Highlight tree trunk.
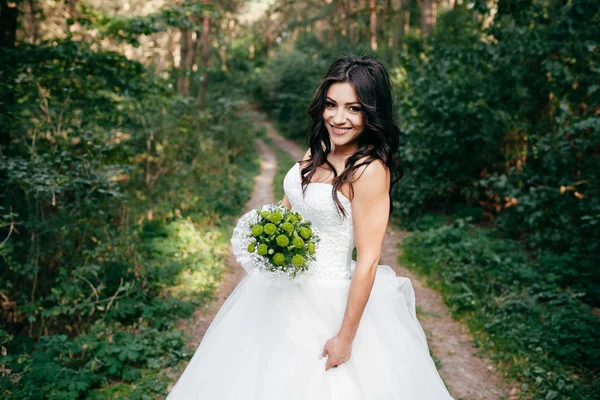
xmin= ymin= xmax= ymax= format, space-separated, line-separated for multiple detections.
xmin=327 ymin=0 xmax=336 ymax=44
xmin=0 ymin=0 xmax=18 ymax=48
xmin=177 ymin=28 xmax=192 ymax=95
xmin=369 ymin=0 xmax=377 ymax=50
xmin=403 ymin=0 xmax=411 ymax=34
xmin=391 ymin=0 xmax=402 ymax=59
xmin=0 ymin=0 xmax=19 ymax=155
xmin=198 ymin=1 xmax=210 ymax=110
xmin=193 ymin=28 xmax=202 ymax=69
xmin=386 ymin=0 xmax=395 ymax=47
xmin=339 ymin=1 xmax=347 ymax=37
xmin=420 ymin=0 xmax=433 ymax=35
xmin=359 ymin=0 xmax=367 ymax=42
xmin=28 ymin=0 xmax=39 ymax=44
xmin=349 ymin=0 xmax=358 ymax=43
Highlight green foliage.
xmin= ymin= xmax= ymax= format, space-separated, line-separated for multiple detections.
xmin=252 ymin=48 xmax=321 ymax=140
xmin=0 ymin=33 xmax=259 ymax=398
xmin=76 ymin=1 xmax=214 ymax=46
xmin=1 ymin=323 xmax=187 ymax=399
xmin=394 ymin=0 xmax=600 ymax=303
xmin=401 ymin=220 xmax=600 ymax=399
xmin=251 ymin=33 xmax=374 ymax=140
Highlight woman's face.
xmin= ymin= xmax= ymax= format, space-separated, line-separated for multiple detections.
xmin=322 ymin=82 xmax=365 ymax=149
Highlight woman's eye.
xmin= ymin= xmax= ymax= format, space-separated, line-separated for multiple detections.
xmin=325 ymin=101 xmax=360 ymax=112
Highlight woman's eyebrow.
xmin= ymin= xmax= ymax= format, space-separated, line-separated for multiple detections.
xmin=326 ymin=96 xmax=361 ymax=105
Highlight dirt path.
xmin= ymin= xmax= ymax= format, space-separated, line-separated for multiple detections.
xmin=260 ymin=116 xmax=512 ymax=400
xmin=174 ymin=138 xmax=276 ymax=351
xmin=172 ymin=113 xmax=513 ymax=399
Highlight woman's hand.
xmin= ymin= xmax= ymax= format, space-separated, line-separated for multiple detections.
xmin=321 ymin=334 xmax=353 ymax=371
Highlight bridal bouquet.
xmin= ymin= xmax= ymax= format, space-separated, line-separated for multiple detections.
xmin=231 ymin=203 xmax=320 ymax=279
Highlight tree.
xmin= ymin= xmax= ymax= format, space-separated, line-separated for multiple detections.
xmin=421 ymin=0 xmax=434 ymax=35
xmin=198 ymin=0 xmax=211 ymax=110
xmin=369 ymin=0 xmax=377 ymax=50
xmin=391 ymin=0 xmax=403 ymax=57
xmin=178 ymin=28 xmax=200 ymax=95
xmin=403 ymin=0 xmax=411 ymax=34
xmin=0 ymin=0 xmax=19 ymax=154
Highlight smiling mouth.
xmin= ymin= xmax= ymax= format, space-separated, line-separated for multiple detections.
xmin=330 ymin=124 xmax=353 ymax=135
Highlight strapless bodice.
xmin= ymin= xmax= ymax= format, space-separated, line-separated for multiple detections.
xmin=283 ymin=162 xmax=354 ymax=280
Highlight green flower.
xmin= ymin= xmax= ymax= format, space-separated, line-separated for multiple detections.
xmin=247 ymin=243 xmax=256 ymax=253
xmin=264 ymin=223 xmax=277 ymax=235
xmin=307 ymin=242 xmax=315 ymax=254
xmin=273 ymin=253 xmax=285 ymax=265
xmin=269 ymin=212 xmax=283 ymax=224
xmin=276 ymin=235 xmax=290 ymax=247
xmin=292 ymin=236 xmax=304 ymax=248
xmin=291 ymin=254 xmax=304 ymax=267
xmin=299 ymin=227 xmax=312 ymax=239
xmin=251 ymin=224 xmax=264 ymax=236
xmin=257 ymin=244 xmax=268 ymax=256
xmin=282 ymin=222 xmax=294 ymax=233
xmin=297 ymin=214 xmax=303 ymax=221
xmin=260 ymin=210 xmax=271 ymax=218
xmin=288 ymin=215 xmax=298 ymax=223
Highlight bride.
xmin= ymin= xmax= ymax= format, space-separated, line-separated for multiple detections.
xmin=166 ymin=55 xmax=454 ymax=399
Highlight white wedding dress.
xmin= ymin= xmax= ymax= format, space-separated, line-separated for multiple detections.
xmin=166 ymin=162 xmax=454 ymax=399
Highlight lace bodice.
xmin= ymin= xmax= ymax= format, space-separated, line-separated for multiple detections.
xmin=283 ymin=162 xmax=355 ymax=280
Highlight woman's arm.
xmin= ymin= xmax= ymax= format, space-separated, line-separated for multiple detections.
xmin=321 ymin=159 xmax=390 ymax=370
xmin=281 ymin=194 xmax=292 ymax=209
xmin=280 ymin=148 xmax=312 ymax=209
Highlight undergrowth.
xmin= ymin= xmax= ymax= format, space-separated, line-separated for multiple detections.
xmin=400 ymin=219 xmax=600 ymax=400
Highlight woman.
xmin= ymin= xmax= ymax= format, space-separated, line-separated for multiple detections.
xmin=166 ymin=55 xmax=454 ymax=399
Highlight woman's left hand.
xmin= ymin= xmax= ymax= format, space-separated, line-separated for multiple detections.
xmin=321 ymin=334 xmax=353 ymax=371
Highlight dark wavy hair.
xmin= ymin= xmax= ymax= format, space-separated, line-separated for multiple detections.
xmin=300 ymin=55 xmax=403 ymax=218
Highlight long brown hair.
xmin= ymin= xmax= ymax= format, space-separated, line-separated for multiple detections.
xmin=300 ymin=55 xmax=403 ymax=218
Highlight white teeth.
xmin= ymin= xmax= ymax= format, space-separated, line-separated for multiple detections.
xmin=332 ymin=126 xmax=351 ymax=134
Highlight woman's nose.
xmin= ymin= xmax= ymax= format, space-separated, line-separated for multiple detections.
xmin=332 ymin=108 xmax=346 ymax=124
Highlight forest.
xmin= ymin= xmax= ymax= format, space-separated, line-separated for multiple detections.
xmin=0 ymin=0 xmax=598 ymax=399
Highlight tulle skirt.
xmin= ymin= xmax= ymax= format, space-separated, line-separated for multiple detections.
xmin=166 ymin=260 xmax=454 ymax=399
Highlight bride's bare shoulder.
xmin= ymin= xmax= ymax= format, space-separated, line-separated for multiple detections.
xmin=351 ymin=157 xmax=390 ymax=192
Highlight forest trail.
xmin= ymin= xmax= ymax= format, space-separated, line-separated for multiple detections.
xmin=259 ymin=115 xmax=512 ymax=400
xmin=174 ymin=114 xmax=511 ymax=399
